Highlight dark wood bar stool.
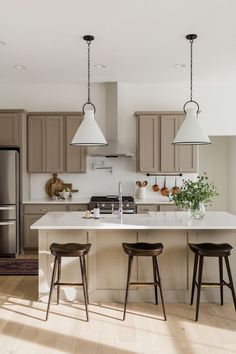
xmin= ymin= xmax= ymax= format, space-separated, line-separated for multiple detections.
xmin=122 ymin=242 xmax=166 ymax=321
xmin=46 ymin=242 xmax=91 ymax=321
xmin=189 ymin=242 xmax=236 ymax=321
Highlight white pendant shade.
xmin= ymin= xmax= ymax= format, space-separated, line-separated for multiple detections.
xmin=173 ymin=108 xmax=211 ymax=145
xmin=71 ymin=110 xmax=107 ymax=146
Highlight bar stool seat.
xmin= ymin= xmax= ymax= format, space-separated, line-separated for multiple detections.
xmin=46 ymin=242 xmax=91 ymax=321
xmin=122 ymin=242 xmax=166 ymax=321
xmin=189 ymin=243 xmax=233 ymax=257
xmin=123 ymin=242 xmax=163 ymax=256
xmin=50 ymin=243 xmax=91 ymax=257
xmin=189 ymin=242 xmax=236 ymax=321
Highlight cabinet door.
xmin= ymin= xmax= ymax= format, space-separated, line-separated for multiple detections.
xmin=66 ymin=115 xmax=86 ymax=172
xmin=45 ymin=116 xmax=64 ymax=172
xmin=160 ymin=115 xmax=179 ymax=172
xmin=24 ymin=214 xmax=41 ymax=249
xmin=138 ymin=115 xmax=160 ymax=172
xmin=177 ymin=116 xmax=198 ymax=172
xmin=28 ymin=116 xmax=45 ymax=172
xmin=0 ymin=113 xmax=19 ymax=146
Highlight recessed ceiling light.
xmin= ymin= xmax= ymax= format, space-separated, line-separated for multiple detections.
xmin=0 ymin=40 xmax=6 ymax=46
xmin=14 ymin=65 xmax=26 ymax=70
xmin=174 ymin=63 xmax=186 ymax=68
xmin=95 ymin=64 xmax=106 ymax=69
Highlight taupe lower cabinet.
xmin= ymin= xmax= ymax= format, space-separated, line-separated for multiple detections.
xmin=135 ymin=112 xmax=198 ymax=173
xmin=0 ymin=111 xmax=21 ymax=146
xmin=28 ymin=113 xmax=86 ymax=173
xmin=23 ymin=204 xmax=89 ymax=249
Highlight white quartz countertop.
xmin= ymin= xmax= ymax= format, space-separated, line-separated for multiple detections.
xmin=23 ymin=198 xmax=172 ymax=205
xmin=31 ymin=211 xmax=236 ymax=230
xmin=23 ymin=198 xmax=90 ymax=204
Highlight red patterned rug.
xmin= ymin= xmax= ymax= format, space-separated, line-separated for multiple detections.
xmin=0 ymin=259 xmax=38 ymax=275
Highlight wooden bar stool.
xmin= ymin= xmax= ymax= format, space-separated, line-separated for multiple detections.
xmin=189 ymin=242 xmax=236 ymax=321
xmin=46 ymin=242 xmax=91 ymax=321
xmin=122 ymin=242 xmax=166 ymax=321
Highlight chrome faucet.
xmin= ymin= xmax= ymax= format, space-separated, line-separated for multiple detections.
xmin=118 ymin=181 xmax=123 ymax=217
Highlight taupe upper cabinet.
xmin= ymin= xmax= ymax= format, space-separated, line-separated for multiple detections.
xmin=28 ymin=115 xmax=64 ymax=173
xmin=135 ymin=112 xmax=198 ymax=173
xmin=138 ymin=115 xmax=160 ymax=172
xmin=0 ymin=112 xmax=20 ymax=146
xmin=66 ymin=115 xmax=86 ymax=173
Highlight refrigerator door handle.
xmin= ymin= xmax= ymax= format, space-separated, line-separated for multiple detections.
xmin=0 ymin=221 xmax=15 ymax=226
xmin=0 ymin=206 xmax=15 ymax=210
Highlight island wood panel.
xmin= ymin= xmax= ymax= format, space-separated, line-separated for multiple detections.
xmin=38 ymin=227 xmax=236 ymax=303
xmin=39 ymin=230 xmax=87 ymax=299
xmin=137 ymin=230 xmax=188 ymax=290
xmin=89 ymin=230 xmax=137 ymax=291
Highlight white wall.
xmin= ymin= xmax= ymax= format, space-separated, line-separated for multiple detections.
xmin=227 ymin=137 xmax=236 ymax=214
xmin=199 ymin=137 xmax=229 ymax=211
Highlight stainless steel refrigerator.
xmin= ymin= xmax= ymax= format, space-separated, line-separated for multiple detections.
xmin=0 ymin=149 xmax=19 ymax=256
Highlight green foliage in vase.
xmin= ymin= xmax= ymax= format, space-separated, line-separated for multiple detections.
xmin=169 ymin=173 xmax=219 ymax=210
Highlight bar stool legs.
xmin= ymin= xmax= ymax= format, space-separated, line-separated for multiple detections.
xmin=79 ymin=256 xmax=89 ymax=321
xmin=154 ymin=256 xmax=167 ymax=321
xmin=46 ymin=254 xmax=89 ymax=321
xmin=123 ymin=255 xmax=133 ymax=321
xmin=46 ymin=256 xmax=58 ymax=321
xmin=152 ymin=256 xmax=158 ymax=305
xmin=57 ymin=256 xmax=61 ymax=305
xmin=123 ymin=254 xmax=166 ymax=321
xmin=224 ymin=256 xmax=236 ymax=310
xmin=190 ymin=246 xmax=236 ymax=321
xmin=219 ymin=257 xmax=223 ymax=305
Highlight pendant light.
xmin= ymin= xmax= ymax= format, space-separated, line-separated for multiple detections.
xmin=173 ymin=34 xmax=211 ymax=145
xmin=71 ymin=35 xmax=107 ymax=146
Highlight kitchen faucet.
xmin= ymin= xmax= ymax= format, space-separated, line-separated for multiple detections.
xmin=118 ymin=181 xmax=123 ymax=217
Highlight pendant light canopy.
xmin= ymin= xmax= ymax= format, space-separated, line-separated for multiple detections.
xmin=173 ymin=34 xmax=211 ymax=145
xmin=71 ymin=35 xmax=107 ymax=146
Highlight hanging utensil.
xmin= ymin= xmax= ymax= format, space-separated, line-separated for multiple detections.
xmin=172 ymin=177 xmax=180 ymax=195
xmin=161 ymin=177 xmax=169 ymax=197
xmin=136 ymin=181 xmax=142 ymax=187
xmin=152 ymin=178 xmax=159 ymax=192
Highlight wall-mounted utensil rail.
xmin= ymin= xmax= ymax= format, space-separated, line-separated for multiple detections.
xmin=147 ymin=173 xmax=183 ymax=177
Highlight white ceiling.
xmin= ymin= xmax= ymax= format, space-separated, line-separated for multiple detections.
xmin=0 ymin=0 xmax=236 ymax=84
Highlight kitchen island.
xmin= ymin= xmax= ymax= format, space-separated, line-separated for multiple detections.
xmin=32 ymin=211 xmax=236 ymax=303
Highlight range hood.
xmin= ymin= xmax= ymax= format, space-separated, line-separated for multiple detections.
xmin=90 ymin=83 xmax=134 ymax=158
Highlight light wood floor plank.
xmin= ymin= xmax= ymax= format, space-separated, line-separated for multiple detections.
xmin=0 ymin=275 xmax=236 ymax=354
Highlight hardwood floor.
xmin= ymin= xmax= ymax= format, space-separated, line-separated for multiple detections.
xmin=0 ymin=274 xmax=236 ymax=354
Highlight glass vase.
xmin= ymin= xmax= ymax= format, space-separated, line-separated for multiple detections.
xmin=188 ymin=202 xmax=205 ymax=220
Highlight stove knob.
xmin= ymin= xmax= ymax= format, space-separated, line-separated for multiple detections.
xmin=97 ymin=203 xmax=100 ymax=207
xmin=101 ymin=203 xmax=105 ymax=208
xmin=126 ymin=203 xmax=130 ymax=208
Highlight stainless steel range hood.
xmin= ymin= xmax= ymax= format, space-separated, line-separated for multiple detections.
xmin=90 ymin=83 xmax=134 ymax=158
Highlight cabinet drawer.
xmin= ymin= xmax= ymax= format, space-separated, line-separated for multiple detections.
xmin=136 ymin=204 xmax=159 ymax=214
xmin=24 ymin=204 xmax=67 ymax=214
xmin=68 ymin=204 xmax=88 ymax=212
xmin=159 ymin=204 xmax=177 ymax=211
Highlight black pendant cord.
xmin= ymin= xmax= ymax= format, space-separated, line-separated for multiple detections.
xmin=183 ymin=34 xmax=199 ymax=114
xmin=190 ymin=39 xmax=193 ymax=102
xmin=82 ymin=35 xmax=96 ymax=114
xmin=87 ymin=39 xmax=91 ymax=104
